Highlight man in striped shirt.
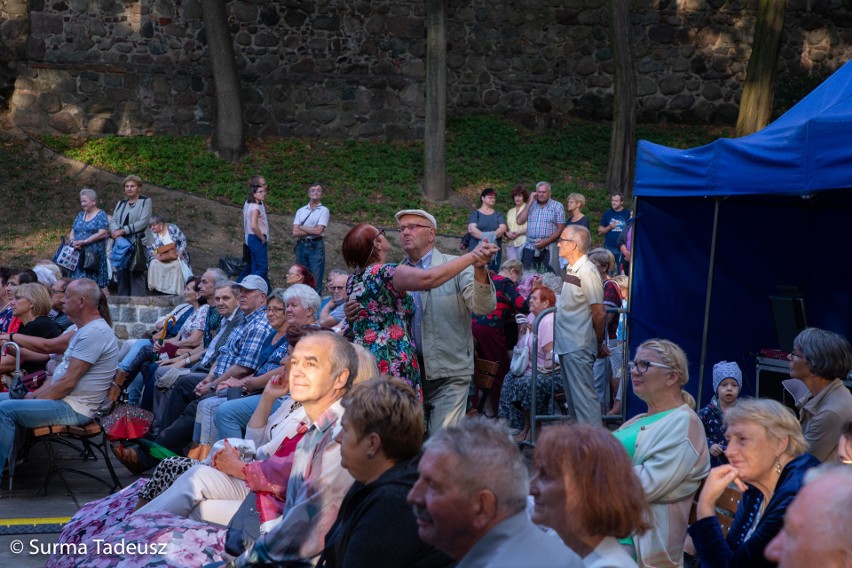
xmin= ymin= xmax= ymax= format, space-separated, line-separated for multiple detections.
xmin=515 ymin=181 xmax=566 ymax=273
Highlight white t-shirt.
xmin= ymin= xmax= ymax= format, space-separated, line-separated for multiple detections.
xmin=293 ymin=203 xmax=330 ymax=231
xmin=58 ymin=318 xmax=120 ymax=418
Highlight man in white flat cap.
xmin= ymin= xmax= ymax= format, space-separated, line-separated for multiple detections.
xmin=394 ymin=209 xmax=497 ymax=432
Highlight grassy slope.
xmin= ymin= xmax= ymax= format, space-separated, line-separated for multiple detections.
xmin=37 ymin=115 xmax=730 ymax=235
xmin=0 ymin=114 xmax=730 ymax=277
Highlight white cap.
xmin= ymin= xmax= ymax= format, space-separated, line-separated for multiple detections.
xmin=394 ymin=209 xmax=437 ymax=229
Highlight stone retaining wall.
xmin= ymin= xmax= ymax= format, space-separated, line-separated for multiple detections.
xmin=109 ymin=294 xmax=182 ymax=340
xmin=3 ymin=0 xmax=852 ymax=137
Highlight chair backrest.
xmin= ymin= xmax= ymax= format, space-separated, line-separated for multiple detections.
xmin=688 ymin=482 xmax=743 ymax=538
xmin=470 ymin=358 xmax=500 ymax=415
xmin=96 ymin=369 xmax=128 ymax=417
xmin=715 ymin=485 xmax=742 ymax=536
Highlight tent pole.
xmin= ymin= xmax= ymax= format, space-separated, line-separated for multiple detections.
xmin=698 ymin=199 xmax=720 ymax=408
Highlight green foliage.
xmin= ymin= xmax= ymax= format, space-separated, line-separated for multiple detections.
xmin=0 ymin=138 xmax=71 ymax=262
xmin=39 ymin=115 xmax=727 ymax=235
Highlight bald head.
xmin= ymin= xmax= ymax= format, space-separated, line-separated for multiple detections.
xmin=566 ymin=224 xmax=591 ymax=254
xmin=764 ymin=467 xmax=852 ymax=567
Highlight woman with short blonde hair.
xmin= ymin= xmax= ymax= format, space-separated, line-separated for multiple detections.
xmin=689 ymin=398 xmax=819 ymax=567
xmin=0 ymin=282 xmax=62 ymax=375
xmin=566 ymin=192 xmax=589 ymax=229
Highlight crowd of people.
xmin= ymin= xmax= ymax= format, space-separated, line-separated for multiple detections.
xmin=0 ymin=175 xmax=850 ymax=568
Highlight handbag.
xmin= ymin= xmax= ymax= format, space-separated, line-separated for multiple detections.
xmin=55 ymin=241 xmax=81 ymax=271
xmin=52 ymin=237 xmax=67 ymax=266
xmin=82 ymin=247 xmax=101 ymax=271
xmin=219 ymin=256 xmax=246 ymax=277
xmin=460 ymin=210 xmax=482 ymax=251
xmin=509 ymin=333 xmax=530 ymax=376
xmin=6 ymin=369 xmax=47 ymax=399
xmin=155 ymin=242 xmax=178 ymax=262
xmin=224 ymin=493 xmax=261 ymax=558
xmin=131 ymin=234 xmax=148 ymax=272
xmin=110 ymin=236 xmax=135 ymax=271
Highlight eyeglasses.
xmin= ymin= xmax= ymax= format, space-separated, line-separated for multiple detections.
xmin=558 ymin=238 xmax=576 ymax=244
xmin=51 ymin=288 xmax=66 ymax=295
xmin=267 ymin=307 xmax=285 ymax=314
xmin=398 ymin=223 xmax=432 ymax=234
xmin=788 ymin=351 xmax=807 ymax=361
xmin=328 ymin=286 xmax=346 ymax=291
xmin=628 ymin=359 xmax=674 ymax=374
xmin=376 ymin=228 xmax=386 ymax=239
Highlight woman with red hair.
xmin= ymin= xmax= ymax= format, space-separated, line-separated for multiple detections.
xmin=285 ymin=263 xmax=316 ymax=291
xmin=342 ymin=222 xmax=495 ymax=398
xmin=532 ymin=423 xmax=650 ymax=566
xmin=498 ymin=285 xmax=558 ymax=441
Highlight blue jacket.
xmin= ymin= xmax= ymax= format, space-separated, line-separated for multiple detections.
xmin=689 ymin=452 xmax=821 ymax=568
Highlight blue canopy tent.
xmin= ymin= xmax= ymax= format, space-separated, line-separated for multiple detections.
xmin=628 ymin=60 xmax=852 ymax=415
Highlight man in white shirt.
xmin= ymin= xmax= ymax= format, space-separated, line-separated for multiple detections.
xmin=554 ymin=225 xmax=608 ymax=425
xmin=293 ymin=183 xmax=330 ymax=294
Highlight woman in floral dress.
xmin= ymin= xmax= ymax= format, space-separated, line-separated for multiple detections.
xmin=342 ymin=222 xmax=494 ymax=398
xmin=69 ymin=188 xmax=110 ymax=287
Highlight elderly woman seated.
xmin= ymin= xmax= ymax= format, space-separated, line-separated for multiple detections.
xmin=147 ymin=214 xmax=191 ymax=295
xmin=688 ymin=398 xmax=819 ymax=567
xmin=531 ymin=423 xmax=650 ymax=566
xmin=317 ymin=377 xmax=453 ymax=567
xmin=498 ymin=285 xmax=558 ymax=441
xmin=788 ymin=327 xmax=852 ymax=462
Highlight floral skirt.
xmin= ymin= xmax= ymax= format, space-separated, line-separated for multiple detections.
xmin=46 ymin=479 xmax=226 ymax=567
xmin=497 ymin=370 xmax=562 ymax=430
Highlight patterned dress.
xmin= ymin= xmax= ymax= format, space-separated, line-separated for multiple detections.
xmin=69 ymin=209 xmax=110 ymax=287
xmin=346 ymin=263 xmax=420 ymax=397
xmin=698 ymin=396 xmax=729 ymax=468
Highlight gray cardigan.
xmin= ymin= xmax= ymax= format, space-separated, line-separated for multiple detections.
xmin=110 ymin=195 xmax=154 ymax=246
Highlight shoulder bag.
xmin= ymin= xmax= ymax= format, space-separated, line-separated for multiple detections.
xmin=82 ymin=245 xmax=101 ymax=271
xmin=155 ymin=242 xmax=178 ymax=262
xmin=509 ymin=331 xmax=530 ymax=376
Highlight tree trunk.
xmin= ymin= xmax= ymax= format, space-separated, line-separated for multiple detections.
xmin=735 ymin=0 xmax=788 ymax=137
xmin=423 ymin=0 xmax=447 ymax=201
xmin=202 ymin=0 xmax=245 ymax=162
xmin=605 ymin=0 xmax=636 ymax=199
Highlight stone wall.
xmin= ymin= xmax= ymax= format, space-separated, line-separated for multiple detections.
xmin=4 ymin=0 xmax=852 ymax=138
xmin=109 ymin=294 xmax=182 ymax=340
